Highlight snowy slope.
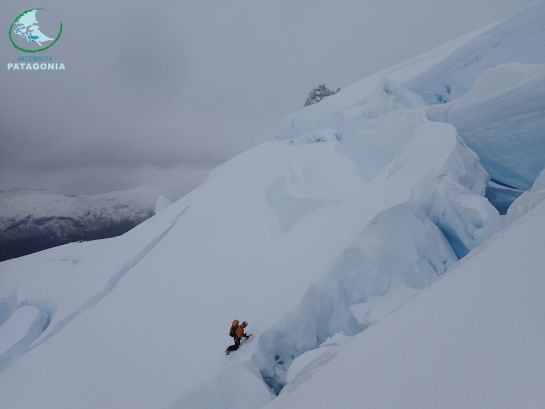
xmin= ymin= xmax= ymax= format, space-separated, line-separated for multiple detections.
xmin=406 ymin=2 xmax=545 ymax=192
xmin=288 ymin=2 xmax=545 ymax=205
xmin=262 ymin=200 xmax=545 ymax=409
xmin=0 ymin=188 xmax=163 ymax=261
xmin=1 ymin=115 xmax=492 ymax=408
xmin=0 ymin=4 xmax=544 ymax=409
xmin=428 ymin=62 xmax=545 ymax=190
xmin=406 ymin=2 xmax=545 ymax=104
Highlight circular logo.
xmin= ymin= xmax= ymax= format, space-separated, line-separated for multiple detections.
xmin=9 ymin=8 xmax=63 ymax=53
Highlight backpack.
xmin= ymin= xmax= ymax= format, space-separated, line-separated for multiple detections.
xmin=229 ymin=320 xmax=239 ymax=337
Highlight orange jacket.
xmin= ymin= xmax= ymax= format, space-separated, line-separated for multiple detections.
xmin=235 ymin=325 xmax=245 ymax=339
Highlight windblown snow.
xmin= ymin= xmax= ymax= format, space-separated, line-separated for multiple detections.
xmin=0 ymin=3 xmax=544 ymax=409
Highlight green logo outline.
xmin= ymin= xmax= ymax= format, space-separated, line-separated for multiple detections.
xmin=9 ymin=8 xmax=63 ymax=53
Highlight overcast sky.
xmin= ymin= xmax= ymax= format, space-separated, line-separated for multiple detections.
xmin=0 ymin=0 xmax=535 ymax=199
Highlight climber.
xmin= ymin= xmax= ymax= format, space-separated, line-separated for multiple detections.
xmin=226 ymin=320 xmax=251 ymax=354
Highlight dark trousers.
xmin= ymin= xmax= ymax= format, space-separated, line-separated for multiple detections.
xmin=226 ymin=337 xmax=241 ymax=353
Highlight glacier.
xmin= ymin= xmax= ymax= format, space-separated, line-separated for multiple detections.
xmin=262 ymin=199 xmax=545 ymax=409
xmin=0 ymin=3 xmax=544 ymax=409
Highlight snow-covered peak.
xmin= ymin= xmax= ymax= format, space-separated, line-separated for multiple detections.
xmin=0 ymin=187 xmax=165 ymax=261
xmin=0 ymin=187 xmax=160 ymax=221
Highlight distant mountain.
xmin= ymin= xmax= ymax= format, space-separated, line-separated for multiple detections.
xmin=0 ymin=188 xmax=167 ymax=261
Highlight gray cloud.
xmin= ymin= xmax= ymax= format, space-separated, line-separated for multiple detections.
xmin=0 ymin=0 xmax=535 ymax=199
